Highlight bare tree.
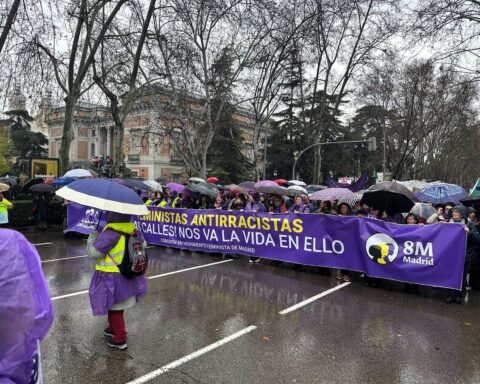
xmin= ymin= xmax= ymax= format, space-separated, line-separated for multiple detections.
xmin=146 ymin=0 xmax=279 ymax=178
xmin=302 ymin=0 xmax=400 ymax=184
xmin=0 ymin=0 xmax=21 ymax=55
xmin=32 ymin=0 xmax=129 ymax=172
xmin=93 ymin=0 xmax=156 ymax=177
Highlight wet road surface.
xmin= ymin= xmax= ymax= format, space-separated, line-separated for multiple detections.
xmin=24 ymin=230 xmax=480 ymax=384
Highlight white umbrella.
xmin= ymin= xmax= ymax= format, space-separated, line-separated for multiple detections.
xmin=189 ymin=177 xmax=206 ymax=184
xmin=144 ymin=180 xmax=163 ymax=192
xmin=63 ymin=169 xmax=93 ymax=178
xmin=288 ymin=180 xmax=307 ymax=187
xmin=287 ymin=185 xmax=308 ymax=195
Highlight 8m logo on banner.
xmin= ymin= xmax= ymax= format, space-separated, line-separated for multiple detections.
xmin=366 ymin=234 xmax=434 ymax=266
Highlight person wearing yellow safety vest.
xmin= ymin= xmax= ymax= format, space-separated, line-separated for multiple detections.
xmin=87 ymin=211 xmax=147 ymax=350
xmin=0 ymin=192 xmax=13 ymax=227
xmin=145 ymin=191 xmax=167 ymax=207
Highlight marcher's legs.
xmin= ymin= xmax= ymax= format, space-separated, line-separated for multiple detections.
xmin=107 ymin=310 xmax=127 ymax=342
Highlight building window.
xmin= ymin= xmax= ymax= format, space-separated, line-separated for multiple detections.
xmin=91 ymin=143 xmax=95 ymax=157
xmin=172 ymin=174 xmax=180 ymax=182
xmin=91 ymin=129 xmax=96 ymax=137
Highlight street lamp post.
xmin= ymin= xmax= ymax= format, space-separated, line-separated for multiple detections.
xmin=292 ymin=138 xmax=376 ymax=180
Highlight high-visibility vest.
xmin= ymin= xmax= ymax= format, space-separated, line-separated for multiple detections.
xmin=145 ymin=199 xmax=152 ymax=206
xmin=157 ymin=200 xmax=167 ymax=208
xmin=95 ymin=222 xmax=135 ymax=273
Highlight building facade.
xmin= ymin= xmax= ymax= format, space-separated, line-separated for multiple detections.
xmin=44 ymin=87 xmax=262 ymax=181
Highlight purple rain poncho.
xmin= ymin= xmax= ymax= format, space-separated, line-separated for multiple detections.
xmin=0 ymin=229 xmax=53 ymax=383
xmin=88 ymin=212 xmax=147 ymax=316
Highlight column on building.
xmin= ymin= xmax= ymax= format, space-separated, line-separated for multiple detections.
xmin=106 ymin=127 xmax=112 ymax=157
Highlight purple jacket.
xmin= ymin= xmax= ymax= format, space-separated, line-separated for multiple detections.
xmin=245 ymin=201 xmax=266 ymax=212
xmin=0 ymin=229 xmax=53 ymax=383
xmin=289 ymin=204 xmax=310 ymax=214
xmin=88 ymin=212 xmax=147 ymax=316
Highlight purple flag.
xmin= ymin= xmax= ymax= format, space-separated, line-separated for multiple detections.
xmin=326 ymin=170 xmax=369 ymax=192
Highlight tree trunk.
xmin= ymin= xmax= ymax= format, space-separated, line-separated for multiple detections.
xmin=59 ymin=94 xmax=78 ymax=173
xmin=200 ymin=151 xmax=207 ymax=179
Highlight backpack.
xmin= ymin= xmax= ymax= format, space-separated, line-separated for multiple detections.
xmin=109 ymin=231 xmax=148 ymax=278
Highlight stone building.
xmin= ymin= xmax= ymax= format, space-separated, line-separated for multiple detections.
xmin=44 ymin=86 xmax=262 ymax=181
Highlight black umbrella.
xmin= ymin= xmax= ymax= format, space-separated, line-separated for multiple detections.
xmin=187 ymin=183 xmax=219 ymax=198
xmin=0 ymin=177 xmax=17 ymax=186
xmin=23 ymin=178 xmax=45 ymax=193
xmin=361 ymin=181 xmax=417 ymax=214
xmin=123 ymin=179 xmax=152 ymax=192
xmin=30 ymin=184 xmax=55 ymax=193
xmin=460 ymin=195 xmax=480 ymax=209
xmin=254 ymin=185 xmax=290 ymax=195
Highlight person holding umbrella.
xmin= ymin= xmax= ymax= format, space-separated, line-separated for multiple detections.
xmin=0 ymin=189 xmax=13 ymax=228
xmin=444 ymin=205 xmax=480 ymax=304
xmin=56 ymin=179 xmax=149 ymax=350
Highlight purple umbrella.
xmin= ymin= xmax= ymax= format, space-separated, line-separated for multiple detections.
xmin=254 ymin=180 xmax=278 ymax=188
xmin=167 ymin=182 xmax=189 ymax=195
xmin=310 ymin=188 xmax=356 ymax=202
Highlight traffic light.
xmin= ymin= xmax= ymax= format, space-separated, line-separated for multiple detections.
xmin=367 ymin=137 xmax=377 ymax=152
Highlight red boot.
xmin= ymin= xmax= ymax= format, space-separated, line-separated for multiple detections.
xmin=107 ymin=310 xmax=127 ymax=350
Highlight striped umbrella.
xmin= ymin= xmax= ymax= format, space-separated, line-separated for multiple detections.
xmin=310 ymin=188 xmax=356 ymax=202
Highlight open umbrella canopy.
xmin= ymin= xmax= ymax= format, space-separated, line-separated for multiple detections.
xmin=416 ymin=182 xmax=467 ymax=204
xmin=287 ymin=185 xmax=308 ymax=196
xmin=460 ymin=195 xmax=480 ymax=210
xmin=410 ymin=202 xmax=436 ymax=219
xmin=362 ymin=181 xmax=417 ymax=213
xmin=306 ymin=185 xmax=327 ymax=194
xmin=224 ymin=184 xmax=245 ymax=192
xmin=52 ymin=177 xmax=78 ymax=186
xmin=310 ymin=188 xmax=356 ymax=202
xmin=0 ymin=177 xmax=17 ymax=186
xmin=144 ymin=180 xmax=163 ymax=192
xmin=56 ymin=179 xmax=149 ymax=216
xmin=255 ymin=180 xmax=278 ymax=188
xmin=397 ymin=180 xmax=428 ymax=192
xmin=255 ymin=185 xmax=289 ymax=195
xmin=288 ymin=180 xmax=307 ymax=187
xmin=189 ymin=177 xmax=206 ymax=184
xmin=115 ymin=179 xmax=152 ymax=192
xmin=167 ymin=182 xmax=188 ymax=195
xmin=0 ymin=183 xmax=10 ymax=192
xmin=30 ymin=184 xmax=55 ymax=193
xmin=22 ymin=178 xmax=44 ymax=193
xmin=187 ymin=182 xmax=219 ymax=198
xmin=274 ymin=179 xmax=288 ymax=185
xmin=239 ymin=181 xmax=255 ymax=190
xmin=44 ymin=178 xmax=55 ymax=184
xmin=207 ymin=176 xmax=219 ymax=183
xmin=63 ymin=169 xmax=92 ymax=178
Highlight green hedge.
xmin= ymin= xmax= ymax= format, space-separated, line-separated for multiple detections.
xmin=8 ymin=200 xmax=63 ymax=228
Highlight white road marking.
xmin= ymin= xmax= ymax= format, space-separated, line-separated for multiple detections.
xmin=33 ymin=242 xmax=53 ymax=246
xmin=147 ymin=259 xmax=233 ymax=280
xmin=42 ymin=255 xmax=89 ymax=263
xmin=51 ymin=290 xmax=89 ymax=301
xmin=50 ymin=259 xmax=234 ymax=300
xmin=278 ymin=282 xmax=351 ymax=315
xmin=126 ymin=325 xmax=257 ymax=384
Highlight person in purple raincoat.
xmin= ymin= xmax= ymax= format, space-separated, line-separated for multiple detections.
xmin=0 ymin=229 xmax=53 ymax=383
xmin=288 ymin=195 xmax=309 ymax=214
xmin=245 ymin=192 xmax=266 ymax=212
xmin=87 ymin=211 xmax=147 ymax=350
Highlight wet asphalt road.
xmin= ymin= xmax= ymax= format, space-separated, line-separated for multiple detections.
xmin=23 ymin=230 xmax=480 ymax=384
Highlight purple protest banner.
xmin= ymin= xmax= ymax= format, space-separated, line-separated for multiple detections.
xmin=132 ymin=207 xmax=466 ymax=290
xmin=66 ymin=203 xmax=105 ymax=234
